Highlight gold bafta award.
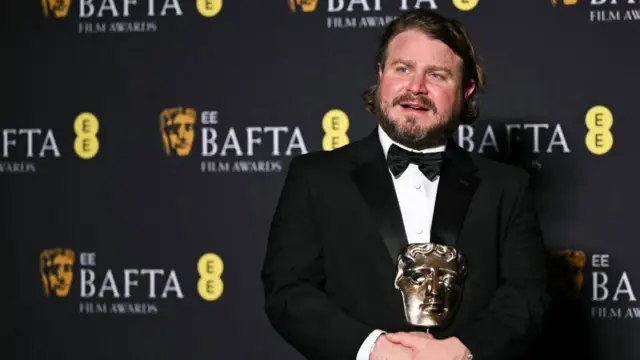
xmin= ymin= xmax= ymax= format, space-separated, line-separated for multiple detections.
xmin=394 ymin=243 xmax=468 ymax=333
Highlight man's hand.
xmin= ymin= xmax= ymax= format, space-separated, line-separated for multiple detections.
xmin=369 ymin=334 xmax=416 ymax=360
xmin=385 ymin=332 xmax=471 ymax=360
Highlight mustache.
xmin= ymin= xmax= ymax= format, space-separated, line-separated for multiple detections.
xmin=392 ymin=93 xmax=437 ymax=112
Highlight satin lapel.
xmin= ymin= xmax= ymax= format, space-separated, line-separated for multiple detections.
xmin=430 ymin=142 xmax=480 ymax=247
xmin=351 ymin=136 xmax=408 ymax=266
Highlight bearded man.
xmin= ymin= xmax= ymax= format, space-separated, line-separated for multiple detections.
xmin=261 ymin=9 xmax=549 ymax=360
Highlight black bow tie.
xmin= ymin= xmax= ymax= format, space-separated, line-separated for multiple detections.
xmin=386 ymin=143 xmax=444 ymax=181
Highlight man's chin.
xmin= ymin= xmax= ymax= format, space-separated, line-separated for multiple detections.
xmin=392 ymin=125 xmax=435 ymax=142
xmin=388 ymin=115 xmax=442 ymax=133
xmin=377 ymin=111 xmax=454 ymax=149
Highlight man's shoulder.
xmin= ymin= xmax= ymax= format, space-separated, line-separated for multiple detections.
xmin=287 ymin=135 xmax=373 ymax=173
xmin=465 ymin=150 xmax=531 ymax=186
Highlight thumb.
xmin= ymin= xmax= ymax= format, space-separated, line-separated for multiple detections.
xmin=385 ymin=332 xmax=424 ymax=349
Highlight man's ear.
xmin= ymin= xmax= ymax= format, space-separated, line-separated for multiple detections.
xmin=463 ymin=79 xmax=476 ymax=100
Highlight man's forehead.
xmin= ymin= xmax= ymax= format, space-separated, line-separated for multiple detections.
xmin=385 ymin=30 xmax=461 ymax=67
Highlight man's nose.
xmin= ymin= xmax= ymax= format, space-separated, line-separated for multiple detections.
xmin=407 ymin=74 xmax=428 ymax=94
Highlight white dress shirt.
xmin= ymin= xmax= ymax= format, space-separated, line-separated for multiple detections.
xmin=355 ymin=126 xmax=446 ymax=360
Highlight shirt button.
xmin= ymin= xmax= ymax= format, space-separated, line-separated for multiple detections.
xmin=415 ymin=184 xmax=422 ymax=189
xmin=417 ymin=229 xmax=423 ymax=234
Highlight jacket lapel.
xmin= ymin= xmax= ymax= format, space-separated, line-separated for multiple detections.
xmin=430 ymin=141 xmax=480 ymax=247
xmin=350 ymin=131 xmax=408 ymax=266
xmin=348 ymin=130 xmax=480 ymax=331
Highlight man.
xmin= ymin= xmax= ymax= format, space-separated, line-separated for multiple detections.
xmin=261 ymin=9 xmax=549 ymax=360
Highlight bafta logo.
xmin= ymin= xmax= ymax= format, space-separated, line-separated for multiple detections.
xmin=395 ymin=243 xmax=468 ymax=331
xmin=160 ymin=107 xmax=197 ymax=157
xmin=41 ymin=0 xmax=72 ymax=18
xmin=551 ymin=0 xmax=578 ymax=6
xmin=40 ymin=248 xmax=75 ymax=297
xmin=548 ymin=249 xmax=586 ymax=301
xmin=288 ymin=0 xmax=318 ymax=12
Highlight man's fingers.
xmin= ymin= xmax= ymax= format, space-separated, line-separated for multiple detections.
xmin=409 ymin=331 xmax=434 ymax=338
xmin=385 ymin=332 xmax=425 ymax=348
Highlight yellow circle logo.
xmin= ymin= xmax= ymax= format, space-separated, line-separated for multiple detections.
xmin=74 ymin=112 xmax=99 ymax=159
xmin=585 ymin=105 xmax=613 ymax=155
xmin=322 ymin=109 xmax=349 ymax=151
xmin=197 ymin=0 xmax=222 ymax=17
xmin=453 ymin=0 xmax=479 ymax=11
xmin=197 ymin=253 xmax=224 ymax=301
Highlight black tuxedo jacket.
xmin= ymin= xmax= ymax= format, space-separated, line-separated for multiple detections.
xmin=261 ymin=129 xmax=550 ymax=360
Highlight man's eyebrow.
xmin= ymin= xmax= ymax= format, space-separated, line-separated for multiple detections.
xmin=425 ymin=65 xmax=453 ymax=76
xmin=387 ymin=59 xmax=453 ymax=75
xmin=388 ymin=59 xmax=415 ymax=67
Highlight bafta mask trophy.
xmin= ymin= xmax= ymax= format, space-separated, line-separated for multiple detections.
xmin=394 ymin=243 xmax=468 ymax=333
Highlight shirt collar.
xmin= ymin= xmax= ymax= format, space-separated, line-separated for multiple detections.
xmin=378 ymin=125 xmax=447 ymax=159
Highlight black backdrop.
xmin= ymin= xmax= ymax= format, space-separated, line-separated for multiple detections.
xmin=5 ymin=0 xmax=640 ymax=359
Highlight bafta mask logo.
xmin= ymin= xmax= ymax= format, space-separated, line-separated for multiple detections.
xmin=41 ymin=0 xmax=72 ymax=17
xmin=160 ymin=107 xmax=197 ymax=157
xmin=551 ymin=0 xmax=578 ymax=6
xmin=40 ymin=248 xmax=75 ymax=297
xmin=288 ymin=0 xmax=318 ymax=12
xmin=395 ymin=243 xmax=468 ymax=329
xmin=547 ymin=249 xmax=586 ymax=301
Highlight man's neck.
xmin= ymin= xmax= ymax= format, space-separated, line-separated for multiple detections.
xmin=378 ymin=125 xmax=447 ymax=157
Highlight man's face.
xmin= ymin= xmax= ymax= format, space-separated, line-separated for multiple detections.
xmin=395 ymin=252 xmax=464 ymax=328
xmin=375 ymin=29 xmax=475 ymax=149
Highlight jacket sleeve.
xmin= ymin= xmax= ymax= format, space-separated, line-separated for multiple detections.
xmin=456 ymin=171 xmax=551 ymax=360
xmin=261 ymin=156 xmax=375 ymax=360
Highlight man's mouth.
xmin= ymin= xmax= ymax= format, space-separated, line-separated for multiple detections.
xmin=399 ymin=102 xmax=429 ymax=111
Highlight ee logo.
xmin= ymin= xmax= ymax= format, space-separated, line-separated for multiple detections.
xmin=452 ymin=0 xmax=479 ymax=11
xmin=196 ymin=0 xmax=222 ymax=17
xmin=551 ymin=0 xmax=578 ymax=6
xmin=585 ymin=105 xmax=613 ymax=155
xmin=197 ymin=252 xmax=224 ymax=301
xmin=74 ymin=112 xmax=99 ymax=159
xmin=322 ymin=109 xmax=349 ymax=151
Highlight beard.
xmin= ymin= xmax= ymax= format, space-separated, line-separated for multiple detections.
xmin=374 ymin=88 xmax=461 ymax=150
